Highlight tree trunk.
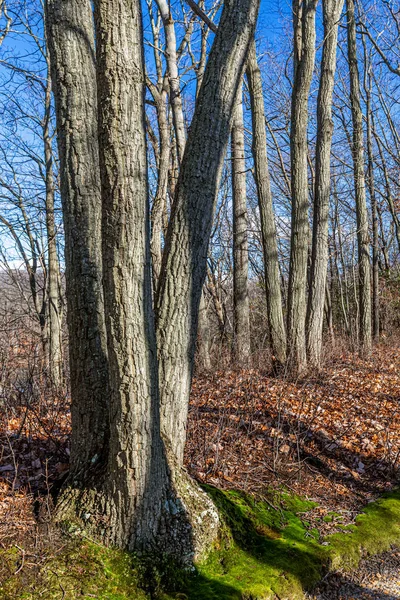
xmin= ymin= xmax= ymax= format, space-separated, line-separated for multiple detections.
xmin=363 ymin=47 xmax=379 ymax=341
xmin=156 ymin=0 xmax=260 ymax=464
xmin=306 ymin=0 xmax=343 ymax=367
xmin=346 ymin=0 xmax=372 ymax=355
xmin=154 ymin=0 xmax=186 ymax=163
xmin=246 ymin=41 xmax=286 ymax=369
xmin=147 ymin=84 xmax=170 ymax=292
xmin=45 ymin=0 xmax=110 ymax=479
xmin=232 ymin=87 xmax=251 ymax=366
xmin=287 ymin=0 xmax=318 ymax=376
xmin=44 ymin=45 xmax=63 ymax=388
xmin=197 ymin=290 xmax=212 ymax=370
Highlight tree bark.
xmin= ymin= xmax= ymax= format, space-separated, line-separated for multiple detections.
xmin=246 ymin=41 xmax=286 ymax=369
xmin=232 ymin=87 xmax=251 ymax=366
xmin=156 ymin=0 xmax=261 ymax=464
xmin=306 ymin=0 xmax=343 ymax=367
xmin=363 ymin=44 xmax=379 ymax=341
xmin=155 ymin=0 xmax=186 ymax=163
xmin=287 ymin=0 xmax=318 ymax=376
xmin=43 ymin=42 xmax=63 ymax=388
xmin=45 ymin=0 xmax=110 ymax=479
xmin=346 ymin=0 xmax=372 ymax=355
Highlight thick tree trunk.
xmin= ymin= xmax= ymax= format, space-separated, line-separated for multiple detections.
xmin=232 ymin=88 xmax=251 ymax=366
xmin=287 ymin=0 xmax=318 ymax=376
xmin=45 ymin=0 xmax=110 ymax=478
xmin=44 ymin=49 xmax=63 ymax=388
xmin=306 ymin=0 xmax=343 ymax=367
xmin=156 ymin=0 xmax=260 ymax=464
xmin=246 ymin=41 xmax=286 ymax=369
xmin=346 ymin=0 xmax=372 ymax=355
xmin=95 ymin=0 xmax=218 ymax=559
xmin=94 ymin=0 xmax=170 ymax=550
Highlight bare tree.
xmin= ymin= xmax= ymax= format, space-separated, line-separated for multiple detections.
xmin=346 ymin=0 xmax=372 ymax=354
xmin=287 ymin=0 xmax=318 ymax=375
xmin=246 ymin=41 xmax=286 ymax=369
xmin=306 ymin=0 xmax=344 ymax=366
xmin=232 ymin=86 xmax=251 ymax=365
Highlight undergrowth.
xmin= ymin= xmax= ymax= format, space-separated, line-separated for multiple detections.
xmin=1 ymin=487 xmax=399 ymax=600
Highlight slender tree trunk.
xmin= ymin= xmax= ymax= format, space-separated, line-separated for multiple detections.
xmin=147 ymin=85 xmax=170 ymax=291
xmin=155 ymin=0 xmax=186 ymax=162
xmin=346 ymin=0 xmax=372 ymax=355
xmin=197 ymin=291 xmax=212 ymax=370
xmin=363 ymin=48 xmax=379 ymax=341
xmin=43 ymin=46 xmax=63 ymax=388
xmin=231 ymin=88 xmax=251 ymax=366
xmin=287 ymin=0 xmax=318 ymax=375
xmin=45 ymin=0 xmax=110 ymax=480
xmin=246 ymin=41 xmax=286 ymax=369
xmin=156 ymin=0 xmax=260 ymax=464
xmin=306 ymin=0 xmax=343 ymax=366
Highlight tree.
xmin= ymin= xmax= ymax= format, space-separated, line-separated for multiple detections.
xmin=346 ymin=0 xmax=372 ymax=354
xmin=287 ymin=0 xmax=318 ymax=375
xmin=47 ymin=0 xmax=260 ymax=557
xmin=246 ymin=41 xmax=286 ymax=369
xmin=306 ymin=0 xmax=344 ymax=366
xmin=156 ymin=0 xmax=260 ymax=464
xmin=45 ymin=0 xmax=110 ymax=488
xmin=232 ymin=86 xmax=251 ymax=365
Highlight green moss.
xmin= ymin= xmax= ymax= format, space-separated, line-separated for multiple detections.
xmin=0 ymin=541 xmax=147 ymax=600
xmin=327 ymin=488 xmax=400 ymax=571
xmin=2 ymin=487 xmax=400 ymax=600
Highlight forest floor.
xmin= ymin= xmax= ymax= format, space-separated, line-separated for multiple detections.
xmin=0 ymin=342 xmax=399 ymax=598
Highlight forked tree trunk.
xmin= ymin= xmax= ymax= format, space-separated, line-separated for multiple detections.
xmin=246 ymin=41 xmax=286 ymax=369
xmin=232 ymin=88 xmax=251 ymax=366
xmin=346 ymin=0 xmax=372 ymax=355
xmin=287 ymin=0 xmax=318 ymax=376
xmin=156 ymin=0 xmax=261 ymax=464
xmin=306 ymin=0 xmax=344 ymax=367
xmin=45 ymin=0 xmax=110 ymax=479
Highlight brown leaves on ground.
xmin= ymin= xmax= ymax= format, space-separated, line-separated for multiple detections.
xmin=0 ymin=344 xmax=399 ymax=547
xmin=185 ymin=344 xmax=400 ymax=532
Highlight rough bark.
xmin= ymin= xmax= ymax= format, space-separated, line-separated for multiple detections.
xmin=45 ymin=0 xmax=110 ymax=478
xmin=231 ymin=87 xmax=251 ymax=366
xmin=94 ymin=0 xmax=219 ymax=558
xmin=156 ymin=0 xmax=261 ymax=464
xmin=346 ymin=0 xmax=372 ymax=355
xmin=306 ymin=0 xmax=344 ymax=367
xmin=287 ymin=0 xmax=318 ymax=376
xmin=246 ymin=41 xmax=286 ymax=369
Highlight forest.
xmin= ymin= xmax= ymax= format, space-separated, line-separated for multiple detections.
xmin=0 ymin=0 xmax=399 ymax=598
